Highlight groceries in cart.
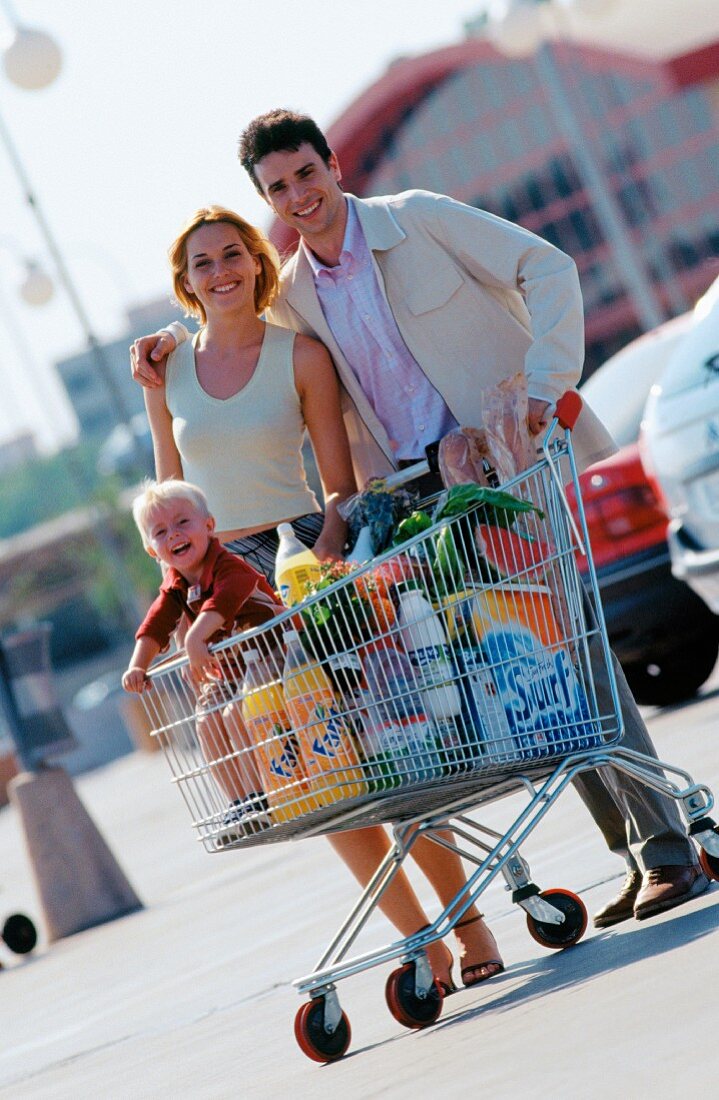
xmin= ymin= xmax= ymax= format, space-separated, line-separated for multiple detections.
xmin=137 ymin=380 xmax=602 ymax=844
xmin=299 ymin=487 xmax=600 ymax=785
xmin=438 ymin=372 xmax=536 ymax=488
xmin=240 ymin=634 xmax=367 ymax=825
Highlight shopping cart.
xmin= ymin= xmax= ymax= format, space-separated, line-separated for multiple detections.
xmin=140 ymin=393 xmax=719 ymax=1063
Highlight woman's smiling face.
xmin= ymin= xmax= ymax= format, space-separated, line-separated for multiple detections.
xmin=182 ymin=222 xmax=261 ymax=319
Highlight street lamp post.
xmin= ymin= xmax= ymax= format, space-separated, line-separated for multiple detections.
xmin=0 ymin=243 xmax=58 ymax=431
xmin=0 ymin=11 xmax=146 ymax=472
xmin=487 ymin=0 xmax=667 ymax=331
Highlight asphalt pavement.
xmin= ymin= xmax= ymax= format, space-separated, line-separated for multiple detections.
xmin=1 ymin=672 xmax=718 ymax=1098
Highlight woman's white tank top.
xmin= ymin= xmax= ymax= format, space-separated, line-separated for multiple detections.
xmin=165 ymin=323 xmax=320 ymax=532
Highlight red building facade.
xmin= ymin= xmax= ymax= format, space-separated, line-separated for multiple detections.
xmin=272 ymin=37 xmax=719 ymax=375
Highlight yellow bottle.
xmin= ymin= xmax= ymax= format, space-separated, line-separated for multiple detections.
xmin=274 ymin=523 xmax=322 ymax=607
xmin=241 ymin=650 xmax=318 ymax=822
xmin=282 ymin=630 xmax=368 ymax=806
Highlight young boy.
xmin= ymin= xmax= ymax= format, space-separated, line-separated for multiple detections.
xmin=123 ymin=479 xmax=284 ymax=836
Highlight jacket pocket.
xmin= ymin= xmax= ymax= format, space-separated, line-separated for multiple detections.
xmin=402 ymin=263 xmax=464 ymax=316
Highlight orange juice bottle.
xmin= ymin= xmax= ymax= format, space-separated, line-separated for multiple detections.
xmin=241 ymin=650 xmax=318 ymax=822
xmin=282 ymin=630 xmax=368 ymax=806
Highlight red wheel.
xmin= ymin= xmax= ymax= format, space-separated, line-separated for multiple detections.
xmin=526 ymin=889 xmax=587 ymax=949
xmin=385 ymin=962 xmax=443 ymax=1030
xmin=2 ymin=913 xmax=37 ymax=955
xmin=698 ymin=844 xmax=719 ymax=882
xmin=294 ymin=998 xmax=351 ymax=1063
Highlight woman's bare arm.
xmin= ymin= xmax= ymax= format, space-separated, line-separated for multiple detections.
xmin=294 ymin=335 xmax=357 ymax=561
xmin=143 ymin=367 xmax=184 ymax=482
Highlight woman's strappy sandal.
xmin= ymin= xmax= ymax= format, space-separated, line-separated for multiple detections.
xmin=455 ymin=913 xmax=505 ymax=988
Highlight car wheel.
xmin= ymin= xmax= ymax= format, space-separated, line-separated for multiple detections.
xmin=623 ymin=637 xmax=719 ymax=707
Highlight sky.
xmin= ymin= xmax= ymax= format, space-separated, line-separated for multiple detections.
xmin=0 ymin=0 xmax=717 ymax=452
xmin=0 ymin=0 xmax=487 ymax=450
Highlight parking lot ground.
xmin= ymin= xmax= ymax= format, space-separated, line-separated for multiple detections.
xmin=1 ymin=677 xmax=718 ymax=1099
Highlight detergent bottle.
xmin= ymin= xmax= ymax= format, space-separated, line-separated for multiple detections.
xmin=274 ymin=524 xmax=322 ymax=606
xmin=241 ymin=649 xmax=317 ymax=821
xmin=282 ymin=630 xmax=367 ymax=805
xmin=396 ymin=586 xmax=468 ymax=772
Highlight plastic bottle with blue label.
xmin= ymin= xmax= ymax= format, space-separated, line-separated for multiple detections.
xmin=396 ymin=587 xmax=470 ymax=772
xmin=282 ymin=630 xmax=368 ymax=804
xmin=241 ymin=649 xmax=316 ymax=822
xmin=362 ymin=642 xmax=444 ymax=786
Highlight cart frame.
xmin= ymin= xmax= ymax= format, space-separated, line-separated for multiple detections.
xmin=140 ymin=399 xmax=719 ymax=1061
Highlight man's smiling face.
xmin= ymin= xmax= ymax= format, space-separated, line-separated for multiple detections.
xmin=254 ymin=142 xmax=346 ymax=247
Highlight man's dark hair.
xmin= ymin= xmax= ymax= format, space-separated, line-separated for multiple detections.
xmin=239 ymin=109 xmax=333 ymax=194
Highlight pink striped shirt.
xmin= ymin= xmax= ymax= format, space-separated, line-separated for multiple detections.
xmin=302 ymin=200 xmax=457 ymax=460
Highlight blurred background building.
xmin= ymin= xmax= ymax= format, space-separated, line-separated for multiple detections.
xmin=0 ymin=430 xmax=37 ymax=474
xmin=56 ymin=298 xmax=186 ymax=445
xmin=270 ymin=33 xmax=719 ymax=374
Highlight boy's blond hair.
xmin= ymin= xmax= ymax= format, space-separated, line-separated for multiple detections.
xmin=132 ymin=479 xmax=211 ymax=548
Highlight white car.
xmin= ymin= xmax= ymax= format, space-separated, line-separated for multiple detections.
xmin=582 ymin=312 xmax=694 ymax=447
xmin=577 ymin=311 xmax=719 ymax=705
xmin=642 ymin=277 xmax=719 ymax=613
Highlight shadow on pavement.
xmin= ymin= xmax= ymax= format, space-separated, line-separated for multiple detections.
xmin=435 ymin=888 xmax=718 ymax=1031
xmin=333 ymin=892 xmax=717 ymax=1062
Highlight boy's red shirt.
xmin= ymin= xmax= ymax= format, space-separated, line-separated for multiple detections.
xmin=136 ymin=538 xmax=281 ymax=648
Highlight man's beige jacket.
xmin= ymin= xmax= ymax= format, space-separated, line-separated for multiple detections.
xmin=268 ymin=189 xmax=616 ymax=485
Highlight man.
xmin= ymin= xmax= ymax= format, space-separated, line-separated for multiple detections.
xmin=132 ymin=109 xmax=707 ymax=926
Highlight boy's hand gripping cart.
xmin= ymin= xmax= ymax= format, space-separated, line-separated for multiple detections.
xmin=140 ymin=393 xmax=719 ymax=1063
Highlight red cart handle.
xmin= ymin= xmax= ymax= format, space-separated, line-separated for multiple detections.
xmin=554 ymin=390 xmax=582 ymax=431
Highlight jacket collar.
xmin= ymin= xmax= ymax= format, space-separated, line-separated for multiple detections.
xmin=283 ymin=194 xmax=404 ymax=311
xmin=348 ymin=194 xmax=405 ymax=252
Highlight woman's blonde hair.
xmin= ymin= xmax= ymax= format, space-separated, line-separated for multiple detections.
xmin=168 ymin=205 xmax=280 ymax=323
xmin=132 ymin=478 xmax=210 ymax=548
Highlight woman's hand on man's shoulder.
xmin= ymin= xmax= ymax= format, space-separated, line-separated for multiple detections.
xmin=130 ymin=330 xmax=177 ymax=387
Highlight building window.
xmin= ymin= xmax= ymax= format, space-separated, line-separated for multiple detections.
xmin=64 ymin=373 xmax=92 ymax=398
xmin=684 ymin=88 xmax=714 ymax=135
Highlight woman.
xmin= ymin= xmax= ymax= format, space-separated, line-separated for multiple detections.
xmin=143 ymin=205 xmax=503 ymax=989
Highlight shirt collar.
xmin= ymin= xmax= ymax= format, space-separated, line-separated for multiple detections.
xmin=301 ymin=199 xmax=367 ymax=280
xmin=160 ymin=537 xmax=223 ymax=595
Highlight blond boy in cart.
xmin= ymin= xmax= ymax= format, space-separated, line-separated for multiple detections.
xmin=123 ymin=479 xmax=282 ymax=829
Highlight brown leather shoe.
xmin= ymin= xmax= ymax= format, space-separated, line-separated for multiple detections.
xmin=634 ymin=864 xmax=710 ymax=921
xmin=593 ymin=870 xmax=642 ymax=928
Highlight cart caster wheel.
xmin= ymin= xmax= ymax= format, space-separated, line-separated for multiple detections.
xmin=2 ymin=913 xmax=37 ymax=955
xmin=698 ymin=843 xmax=719 ymax=882
xmin=294 ymin=998 xmax=351 ymax=1063
xmin=526 ymin=889 xmax=587 ymax=949
xmin=385 ymin=962 xmax=443 ymax=1030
